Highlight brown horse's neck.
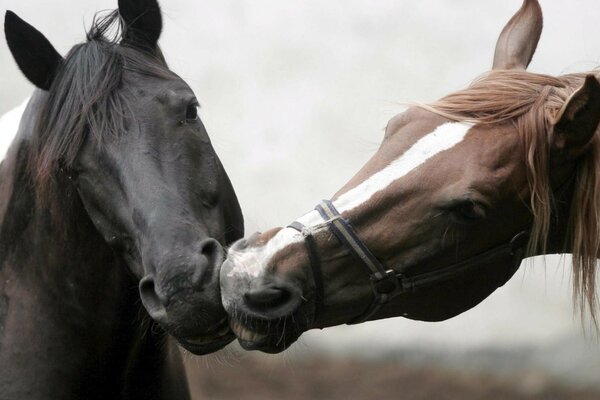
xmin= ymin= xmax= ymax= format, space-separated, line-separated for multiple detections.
xmin=537 ymin=164 xmax=578 ymax=257
xmin=0 ymin=137 xmax=187 ymax=400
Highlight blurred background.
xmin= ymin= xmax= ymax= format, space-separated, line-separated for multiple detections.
xmin=2 ymin=0 xmax=600 ymax=398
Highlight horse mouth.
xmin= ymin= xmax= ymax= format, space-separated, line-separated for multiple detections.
xmin=230 ymin=319 xmax=267 ymax=344
xmin=228 ymin=318 xmax=300 ymax=353
xmin=177 ymin=318 xmax=235 ymax=355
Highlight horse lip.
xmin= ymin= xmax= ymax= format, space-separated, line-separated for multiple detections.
xmin=205 ymin=317 xmax=229 ymax=334
xmin=178 ymin=318 xmax=231 ymax=346
xmin=227 ymin=310 xmax=307 ymax=352
xmin=237 ymin=338 xmax=270 ymax=352
xmin=229 ymin=319 xmax=268 ymax=344
xmin=177 ymin=318 xmax=235 ymax=354
xmin=235 ymin=331 xmax=293 ymax=354
xmin=178 ymin=332 xmax=235 ymax=355
xmin=194 ymin=322 xmax=230 ymax=340
xmin=228 ymin=319 xmax=295 ymax=353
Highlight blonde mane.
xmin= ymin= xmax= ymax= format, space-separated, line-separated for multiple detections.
xmin=421 ymin=70 xmax=600 ymax=325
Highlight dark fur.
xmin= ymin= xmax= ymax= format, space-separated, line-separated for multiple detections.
xmin=29 ymin=11 xmax=171 ymax=208
xmin=1 ymin=3 xmax=243 ymax=399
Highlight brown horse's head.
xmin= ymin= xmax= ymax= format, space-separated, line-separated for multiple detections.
xmin=220 ymin=0 xmax=600 ymax=353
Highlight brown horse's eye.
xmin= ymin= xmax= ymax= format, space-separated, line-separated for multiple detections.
xmin=449 ymin=200 xmax=486 ymax=225
xmin=185 ymin=102 xmax=199 ymax=121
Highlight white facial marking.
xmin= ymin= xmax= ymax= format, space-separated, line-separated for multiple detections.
xmin=0 ymin=97 xmax=30 ymax=162
xmin=226 ymin=209 xmax=329 ymax=278
xmin=227 ymin=122 xmax=473 ymax=278
xmin=334 ymin=121 xmax=473 ymax=213
xmin=227 ymin=228 xmax=303 ymax=278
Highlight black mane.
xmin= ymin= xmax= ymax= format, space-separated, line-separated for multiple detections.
xmin=30 ymin=10 xmax=172 ymax=196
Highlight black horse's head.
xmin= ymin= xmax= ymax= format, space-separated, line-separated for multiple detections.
xmin=4 ymin=0 xmax=243 ymax=354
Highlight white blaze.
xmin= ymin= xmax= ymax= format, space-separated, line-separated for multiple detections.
xmin=0 ymin=97 xmax=30 ymax=162
xmin=227 ymin=122 xmax=474 ymax=277
xmin=333 ymin=122 xmax=473 ymax=213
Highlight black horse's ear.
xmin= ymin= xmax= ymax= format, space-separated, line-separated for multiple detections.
xmin=118 ymin=0 xmax=162 ymax=50
xmin=492 ymin=0 xmax=543 ymax=70
xmin=551 ymin=75 xmax=600 ymax=161
xmin=4 ymin=11 xmax=63 ymax=91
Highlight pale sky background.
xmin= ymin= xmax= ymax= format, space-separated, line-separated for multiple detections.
xmin=1 ymin=0 xmax=600 ymax=381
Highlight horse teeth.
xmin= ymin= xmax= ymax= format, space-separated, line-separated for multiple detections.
xmin=229 ymin=320 xmax=266 ymax=342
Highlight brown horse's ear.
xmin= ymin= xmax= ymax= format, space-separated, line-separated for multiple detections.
xmin=492 ymin=0 xmax=543 ymax=70
xmin=551 ymin=75 xmax=600 ymax=161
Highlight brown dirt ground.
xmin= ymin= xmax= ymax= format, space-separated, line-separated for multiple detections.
xmin=184 ymin=354 xmax=600 ymax=400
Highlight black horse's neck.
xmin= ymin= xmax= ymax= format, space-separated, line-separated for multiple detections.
xmin=0 ymin=98 xmax=188 ymax=400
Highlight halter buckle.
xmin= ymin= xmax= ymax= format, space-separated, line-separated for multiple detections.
xmin=371 ymin=269 xmax=400 ymax=299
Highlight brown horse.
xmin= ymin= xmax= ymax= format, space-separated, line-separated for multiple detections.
xmin=220 ymin=0 xmax=600 ymax=353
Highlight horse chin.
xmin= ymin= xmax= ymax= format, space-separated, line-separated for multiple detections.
xmin=150 ymin=281 xmax=238 ymax=354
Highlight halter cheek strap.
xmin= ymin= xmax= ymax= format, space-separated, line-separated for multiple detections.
xmin=287 ymin=221 xmax=325 ymax=320
xmin=290 ymin=200 xmax=529 ymax=325
xmin=315 ymin=200 xmax=400 ymax=323
xmin=289 ymin=200 xmax=404 ymax=324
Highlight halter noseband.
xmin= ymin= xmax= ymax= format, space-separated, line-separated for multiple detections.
xmin=289 ymin=200 xmax=528 ymax=325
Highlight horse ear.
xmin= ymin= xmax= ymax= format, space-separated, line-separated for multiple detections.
xmin=551 ymin=75 xmax=600 ymax=161
xmin=4 ymin=11 xmax=63 ymax=91
xmin=118 ymin=0 xmax=162 ymax=50
xmin=492 ymin=0 xmax=542 ymax=70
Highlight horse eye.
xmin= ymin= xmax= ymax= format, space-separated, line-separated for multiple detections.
xmin=450 ymin=200 xmax=486 ymax=225
xmin=185 ymin=102 xmax=199 ymax=121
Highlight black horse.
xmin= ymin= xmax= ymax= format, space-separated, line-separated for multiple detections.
xmin=0 ymin=0 xmax=243 ymax=398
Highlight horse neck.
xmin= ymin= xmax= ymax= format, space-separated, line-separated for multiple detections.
xmin=539 ymin=170 xmax=578 ymax=256
xmin=0 ymin=117 xmax=178 ymax=399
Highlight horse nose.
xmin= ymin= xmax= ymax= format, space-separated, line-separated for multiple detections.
xmin=243 ymin=282 xmax=302 ymax=317
xmin=139 ymin=275 xmax=168 ymax=323
xmin=191 ymin=238 xmax=224 ymax=287
xmin=200 ymin=238 xmax=223 ymax=265
xmin=245 ymin=286 xmax=287 ymax=307
xmin=139 ymin=238 xmax=224 ymax=322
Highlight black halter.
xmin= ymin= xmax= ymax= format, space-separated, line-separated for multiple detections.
xmin=289 ymin=199 xmax=528 ymax=325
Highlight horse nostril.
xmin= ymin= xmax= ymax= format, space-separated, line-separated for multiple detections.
xmin=139 ymin=276 xmax=168 ymax=323
xmin=245 ymin=286 xmax=289 ymax=308
xmin=243 ymin=284 xmax=300 ymax=317
xmin=199 ymin=238 xmax=223 ymax=267
xmin=190 ymin=238 xmax=224 ymax=288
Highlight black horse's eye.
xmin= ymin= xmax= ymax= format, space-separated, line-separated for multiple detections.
xmin=185 ymin=102 xmax=199 ymax=121
xmin=449 ymin=200 xmax=486 ymax=225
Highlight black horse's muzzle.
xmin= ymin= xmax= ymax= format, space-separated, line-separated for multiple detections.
xmin=138 ymin=237 xmax=235 ymax=354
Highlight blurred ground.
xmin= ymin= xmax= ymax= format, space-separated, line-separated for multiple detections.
xmin=184 ymin=354 xmax=600 ymax=400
